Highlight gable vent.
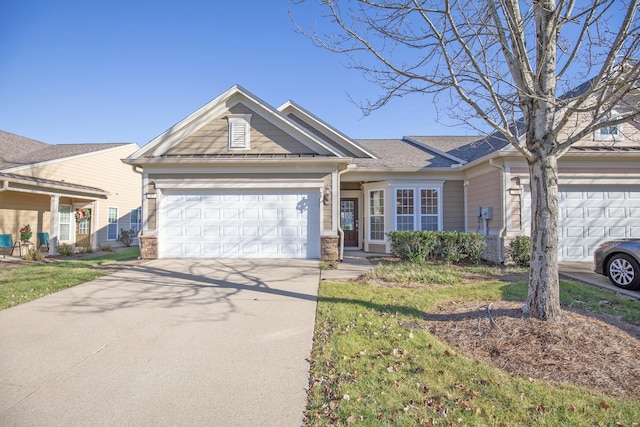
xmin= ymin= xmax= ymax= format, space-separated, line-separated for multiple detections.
xmin=227 ymin=114 xmax=251 ymax=150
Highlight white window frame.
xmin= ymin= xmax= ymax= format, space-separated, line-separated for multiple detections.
xmin=227 ymin=114 xmax=251 ymax=150
xmin=595 ymin=111 xmax=622 ymax=141
xmin=396 ymin=189 xmax=415 ymax=231
xmin=420 ymin=188 xmax=440 ymax=231
xmin=130 ymin=208 xmax=141 ymax=235
xmin=107 ymin=207 xmax=119 ymax=241
xmin=392 ymin=185 xmax=443 ymax=232
xmin=368 ymin=189 xmax=385 ymax=241
xmin=59 ymin=204 xmax=72 ymax=242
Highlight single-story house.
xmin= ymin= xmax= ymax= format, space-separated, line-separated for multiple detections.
xmin=0 ymin=130 xmax=141 ymax=255
xmin=123 ymin=85 xmax=640 ymax=262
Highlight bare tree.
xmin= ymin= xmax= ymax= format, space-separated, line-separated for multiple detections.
xmin=292 ymin=0 xmax=640 ymax=321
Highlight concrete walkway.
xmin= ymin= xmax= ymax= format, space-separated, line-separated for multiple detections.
xmin=320 ymin=250 xmax=375 ymax=281
xmin=0 ymin=259 xmax=320 ymax=426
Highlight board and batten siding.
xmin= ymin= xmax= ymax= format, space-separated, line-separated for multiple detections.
xmin=165 ymin=103 xmax=317 ymax=156
xmin=442 ymin=180 xmax=465 ymax=231
xmin=18 ymin=144 xmax=140 ymax=245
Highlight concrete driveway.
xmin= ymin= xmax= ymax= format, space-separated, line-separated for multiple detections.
xmin=0 ymin=259 xmax=320 ymax=426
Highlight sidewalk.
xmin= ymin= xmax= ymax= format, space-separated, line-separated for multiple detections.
xmin=559 ymin=262 xmax=640 ymax=300
xmin=320 ymin=250 xmax=375 ymax=281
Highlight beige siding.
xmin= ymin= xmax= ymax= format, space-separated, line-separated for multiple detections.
xmin=323 ymin=174 xmax=333 ymax=231
xmin=466 ymin=170 xmax=503 ymax=234
xmin=18 ymin=145 xmax=141 ymax=246
xmin=0 ymin=192 xmax=50 ymax=244
xmin=286 ymin=113 xmax=361 ymax=157
xmin=166 ymin=103 xmax=317 ymax=156
xmin=442 ymin=180 xmax=464 ymax=231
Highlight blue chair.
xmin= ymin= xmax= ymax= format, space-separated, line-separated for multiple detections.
xmin=37 ymin=232 xmax=50 ymax=251
xmin=0 ymin=234 xmax=21 ymax=258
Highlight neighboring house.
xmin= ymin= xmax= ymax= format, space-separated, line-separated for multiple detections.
xmin=0 ymin=130 xmax=141 ymax=255
xmin=123 ymin=85 xmax=640 ymax=263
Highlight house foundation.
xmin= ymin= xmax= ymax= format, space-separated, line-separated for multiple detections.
xmin=320 ymin=235 xmax=339 ymax=261
xmin=140 ymin=235 xmax=158 ymax=259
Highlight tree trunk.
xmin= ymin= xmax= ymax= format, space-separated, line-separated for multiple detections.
xmin=523 ymin=153 xmax=564 ymax=322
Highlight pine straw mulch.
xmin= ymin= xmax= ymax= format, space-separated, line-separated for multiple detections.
xmin=424 ymin=299 xmax=640 ymax=400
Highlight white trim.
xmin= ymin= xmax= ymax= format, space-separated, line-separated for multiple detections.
xmin=153 ymin=180 xmax=324 ymax=190
xmin=278 ymin=100 xmax=378 ymax=159
xmin=127 ymin=85 xmax=347 ymax=160
xmin=59 ymin=204 xmax=73 ymax=243
xmin=107 ymin=206 xmax=119 ymax=241
xmin=367 ymin=188 xmax=386 ymax=242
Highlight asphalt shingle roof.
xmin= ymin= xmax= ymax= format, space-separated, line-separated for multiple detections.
xmin=0 ymin=130 xmax=131 ymax=170
xmin=353 ymin=139 xmax=460 ymax=169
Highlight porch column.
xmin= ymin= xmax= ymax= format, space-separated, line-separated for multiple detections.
xmin=49 ymin=195 xmax=60 ymax=256
xmin=91 ymin=200 xmax=99 ymax=250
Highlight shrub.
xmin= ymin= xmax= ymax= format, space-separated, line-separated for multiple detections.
xmin=23 ymin=247 xmax=44 ymax=261
xmin=118 ymin=229 xmax=137 ymax=247
xmin=98 ymin=243 xmax=113 ymax=252
xmin=78 ymin=243 xmax=93 ymax=254
xmin=389 ymin=231 xmax=488 ymax=264
xmin=388 ymin=230 xmax=438 ymax=263
xmin=56 ymin=243 xmax=74 ymax=256
xmin=508 ymin=235 xmax=531 ymax=267
xmin=459 ymin=232 xmax=487 ymax=264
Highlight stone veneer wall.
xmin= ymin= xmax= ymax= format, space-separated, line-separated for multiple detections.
xmin=321 ymin=235 xmax=339 ymax=261
xmin=482 ymin=235 xmax=501 ymax=263
xmin=140 ymin=235 xmax=158 ymax=259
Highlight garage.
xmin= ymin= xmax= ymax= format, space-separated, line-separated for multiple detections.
xmin=160 ymin=189 xmax=320 ymax=259
xmin=558 ymin=187 xmax=640 ymax=261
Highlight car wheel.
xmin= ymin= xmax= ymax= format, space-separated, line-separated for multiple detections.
xmin=607 ymin=254 xmax=640 ymax=290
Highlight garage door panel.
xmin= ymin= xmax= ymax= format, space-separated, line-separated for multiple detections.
xmin=558 ymin=187 xmax=640 ymax=261
xmin=161 ymin=190 xmax=319 ymax=259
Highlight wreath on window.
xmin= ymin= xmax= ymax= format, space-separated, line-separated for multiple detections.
xmin=75 ymin=208 xmax=91 ymax=222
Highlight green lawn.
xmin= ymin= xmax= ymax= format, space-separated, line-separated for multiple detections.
xmin=0 ymin=248 xmax=140 ymax=310
xmin=306 ymin=262 xmax=639 ymax=426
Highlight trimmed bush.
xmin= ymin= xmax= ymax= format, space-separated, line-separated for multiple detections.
xmin=78 ymin=243 xmax=93 ymax=254
xmin=508 ymin=235 xmax=531 ymax=267
xmin=388 ymin=231 xmax=487 ymax=264
xmin=56 ymin=243 xmax=74 ymax=256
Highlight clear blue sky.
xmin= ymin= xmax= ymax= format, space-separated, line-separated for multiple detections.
xmin=0 ymin=0 xmax=470 ymax=146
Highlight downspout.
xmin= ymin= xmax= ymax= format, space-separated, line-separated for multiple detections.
xmin=489 ymin=158 xmax=508 ymax=263
xmin=337 ymin=165 xmax=351 ymax=261
xmin=0 ymin=180 xmax=8 ymax=192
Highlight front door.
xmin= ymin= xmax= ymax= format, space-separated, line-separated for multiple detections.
xmin=75 ymin=209 xmax=91 ymax=248
xmin=340 ymin=198 xmax=359 ymax=247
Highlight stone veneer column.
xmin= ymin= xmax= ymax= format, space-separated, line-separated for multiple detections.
xmin=320 ymin=235 xmax=339 ymax=261
xmin=140 ymin=235 xmax=158 ymax=259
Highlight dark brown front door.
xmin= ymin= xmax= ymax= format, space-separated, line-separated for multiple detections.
xmin=340 ymin=198 xmax=358 ymax=247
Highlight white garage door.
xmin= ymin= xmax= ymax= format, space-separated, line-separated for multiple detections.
xmin=161 ymin=190 xmax=320 ymax=259
xmin=558 ymin=187 xmax=640 ymax=261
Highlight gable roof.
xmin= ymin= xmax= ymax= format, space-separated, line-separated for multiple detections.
xmin=278 ymin=101 xmax=377 ymax=159
xmin=127 ymin=85 xmax=348 ymax=161
xmin=353 ymin=138 xmax=463 ymax=170
xmin=0 ymin=130 xmax=134 ymax=171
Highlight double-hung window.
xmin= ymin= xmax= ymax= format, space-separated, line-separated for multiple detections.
xmin=130 ymin=208 xmax=141 ymax=234
xmin=59 ymin=205 xmax=72 ymax=241
xmin=369 ymin=190 xmax=385 ymax=241
xmin=420 ymin=189 xmax=439 ymax=230
xmin=396 ymin=189 xmax=415 ymax=231
xmin=107 ymin=207 xmax=118 ymax=241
